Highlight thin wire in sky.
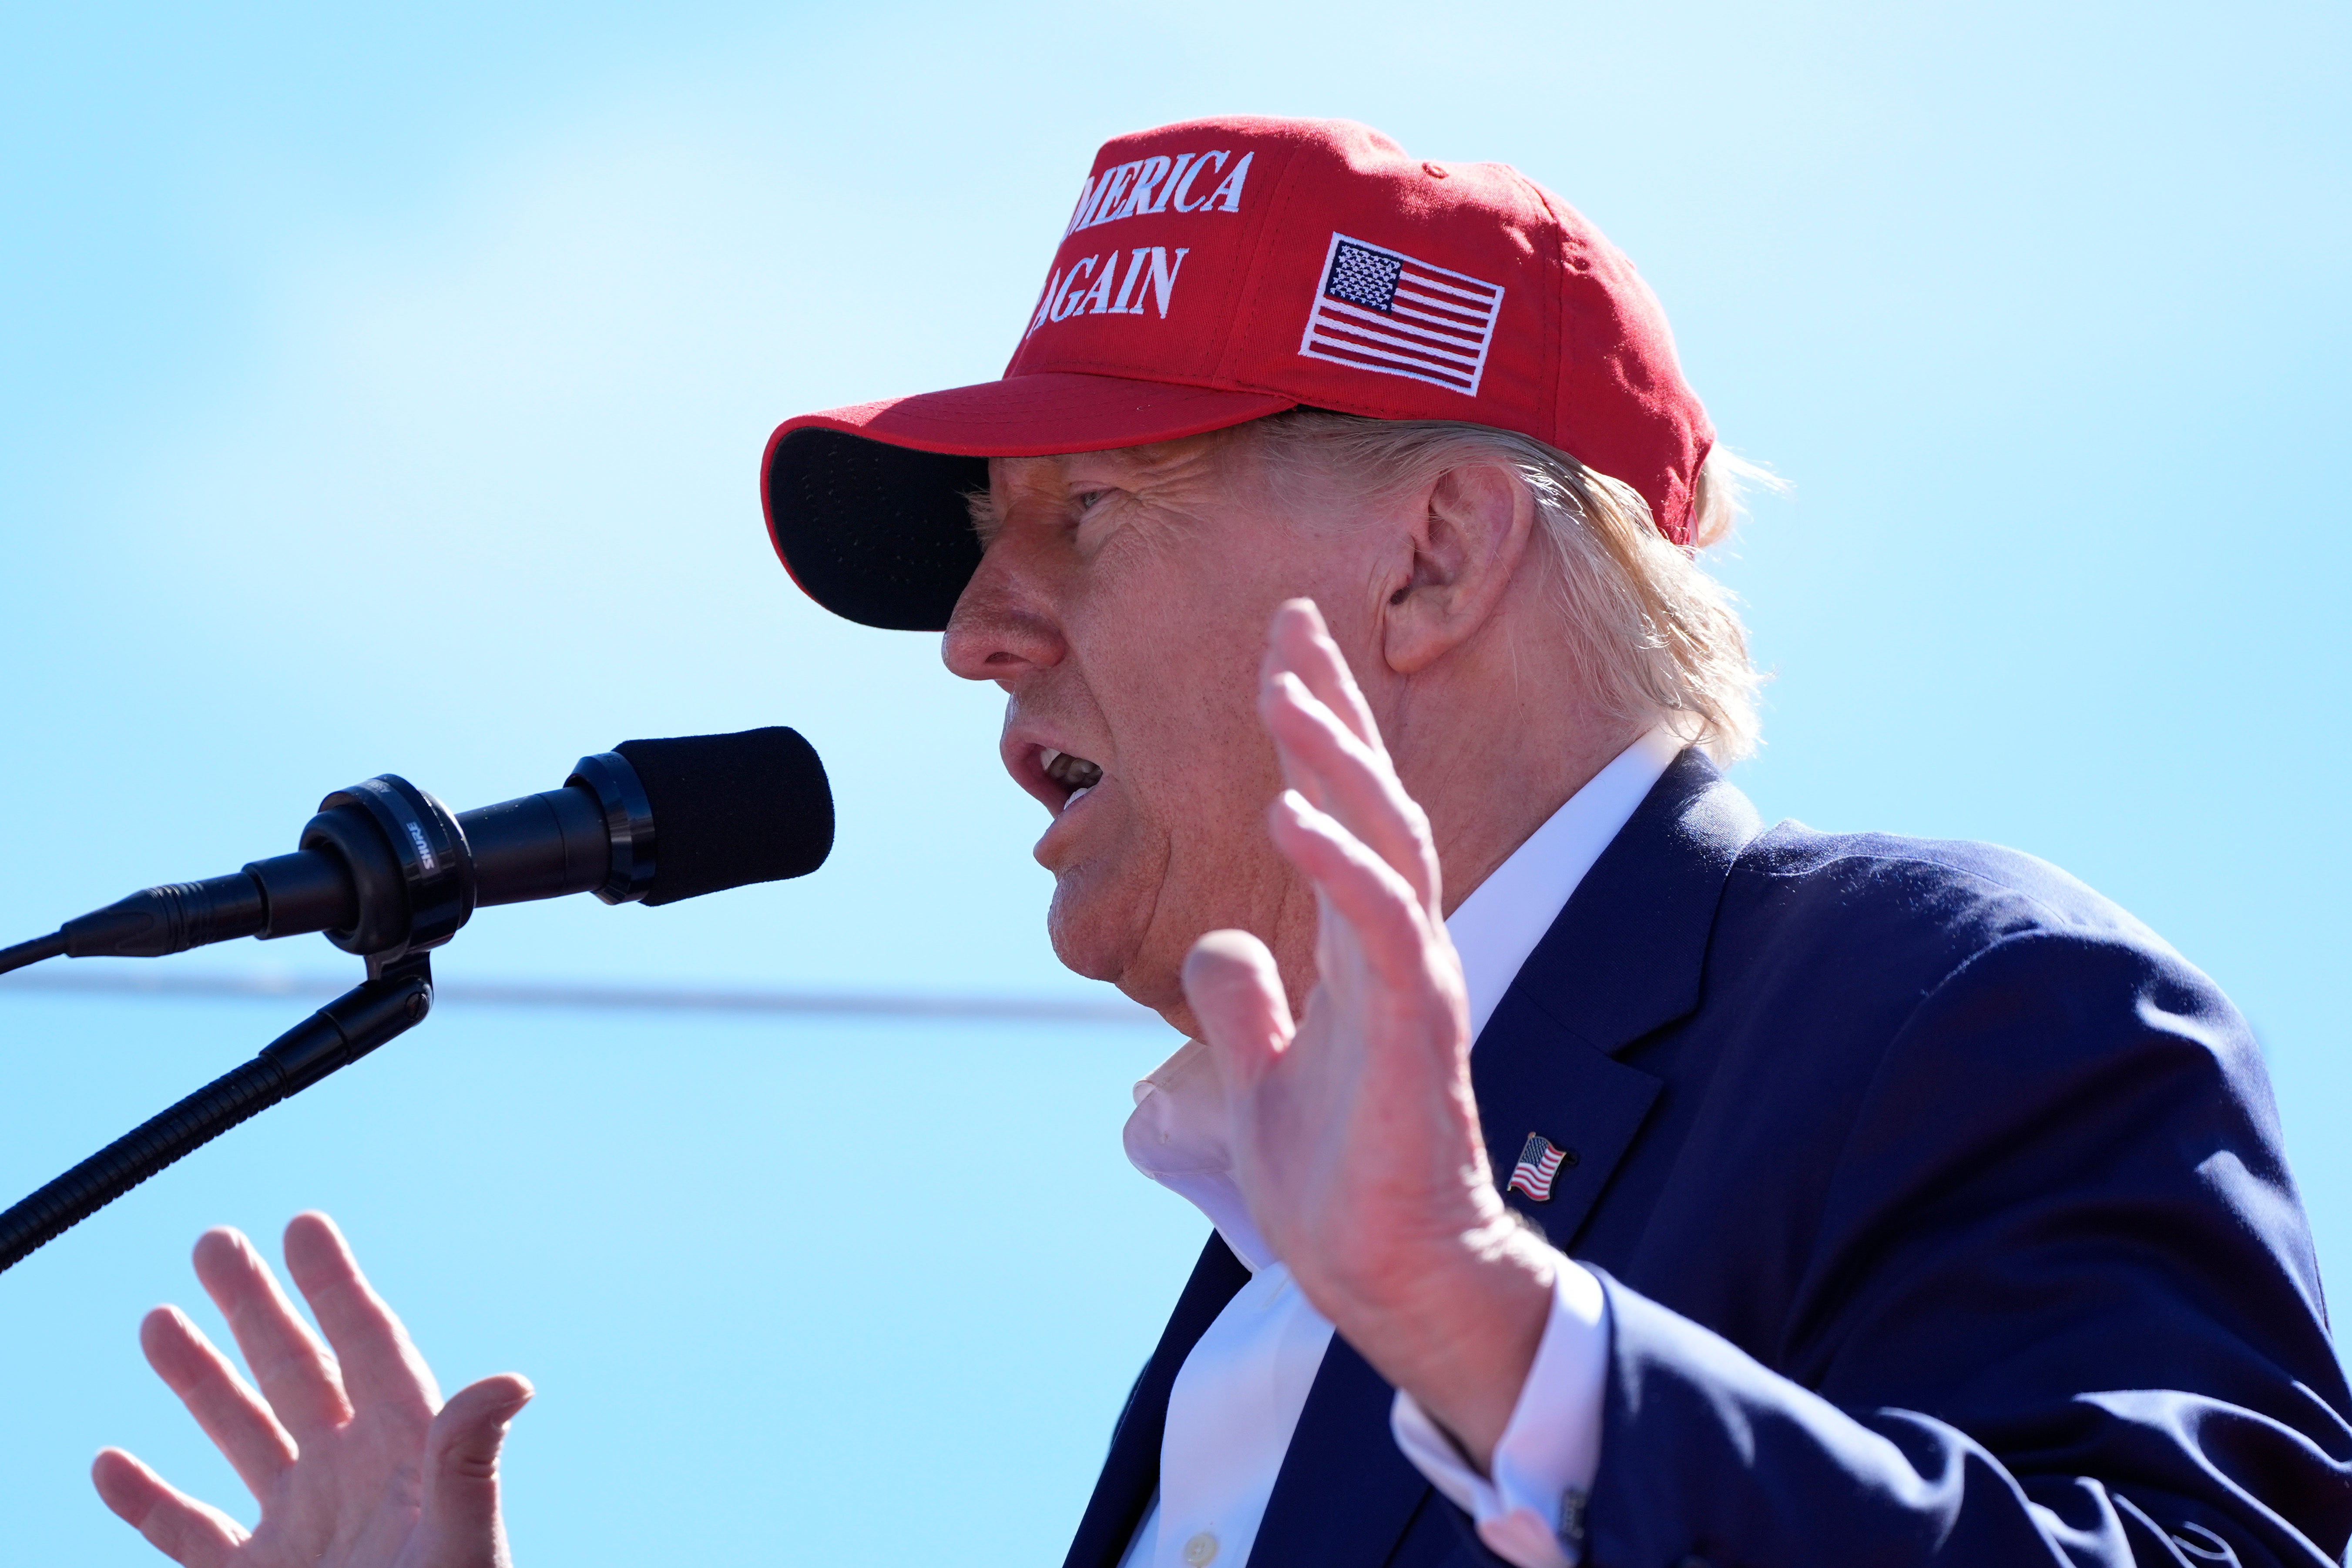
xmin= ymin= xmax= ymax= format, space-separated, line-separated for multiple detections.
xmin=0 ymin=968 xmax=1163 ymax=1026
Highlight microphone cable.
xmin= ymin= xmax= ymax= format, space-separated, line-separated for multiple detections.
xmin=0 ymin=933 xmax=68 ymax=978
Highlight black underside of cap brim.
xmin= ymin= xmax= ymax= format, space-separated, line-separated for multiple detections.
xmin=766 ymin=426 xmax=989 ymax=632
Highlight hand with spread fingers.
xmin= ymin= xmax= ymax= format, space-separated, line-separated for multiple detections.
xmin=1182 ymin=598 xmax=1557 ymax=1470
xmin=91 ymin=1212 xmax=531 ymax=1568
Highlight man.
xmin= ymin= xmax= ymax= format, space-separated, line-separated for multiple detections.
xmin=95 ymin=116 xmax=2350 ymax=1567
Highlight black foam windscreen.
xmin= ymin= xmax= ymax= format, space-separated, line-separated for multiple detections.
xmin=614 ymin=727 xmax=834 ymax=906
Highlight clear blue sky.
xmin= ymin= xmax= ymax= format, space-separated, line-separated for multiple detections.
xmin=2 ymin=2 xmax=2345 ymax=1561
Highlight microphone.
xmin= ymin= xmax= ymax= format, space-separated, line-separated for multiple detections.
xmin=7 ymin=727 xmax=832 ymax=972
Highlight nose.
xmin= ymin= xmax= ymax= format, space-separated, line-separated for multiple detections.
xmin=941 ymin=541 xmax=1067 ymax=683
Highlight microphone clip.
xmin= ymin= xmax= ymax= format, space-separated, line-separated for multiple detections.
xmin=303 ymin=775 xmax=476 ymax=961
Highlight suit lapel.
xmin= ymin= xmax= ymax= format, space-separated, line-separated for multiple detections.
xmin=1506 ymin=747 xmax=1763 ymax=1058
xmin=1062 ymin=1235 xmax=1251 ymax=1568
xmin=1245 ymin=750 xmax=1764 ymax=1567
xmin=1476 ymin=749 xmax=1761 ymax=1246
xmin=1475 ymin=995 xmax=1664 ymax=1251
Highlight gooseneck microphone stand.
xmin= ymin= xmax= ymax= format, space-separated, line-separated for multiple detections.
xmin=0 ymin=951 xmax=437 ymax=1271
xmin=0 ymin=753 xmax=659 ymax=1275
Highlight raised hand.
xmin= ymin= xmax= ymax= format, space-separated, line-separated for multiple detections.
xmin=1182 ymin=599 xmax=1555 ymax=1465
xmin=92 ymin=1212 xmax=531 ymax=1568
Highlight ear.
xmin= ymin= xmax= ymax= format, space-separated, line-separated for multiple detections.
xmin=1379 ymin=460 xmax=1537 ymax=676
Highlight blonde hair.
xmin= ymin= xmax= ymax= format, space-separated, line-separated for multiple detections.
xmin=1242 ymin=410 xmax=1768 ymax=764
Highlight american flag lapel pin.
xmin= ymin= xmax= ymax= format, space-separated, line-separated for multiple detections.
xmin=1507 ymin=1132 xmax=1570 ymax=1202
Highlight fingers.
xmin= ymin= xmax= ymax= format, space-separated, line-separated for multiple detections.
xmin=1183 ymin=930 xmax=1295 ymax=1093
xmin=91 ymin=1447 xmax=248 ymax=1568
xmin=1265 ymin=599 xmax=1385 ymax=755
xmin=191 ymin=1226 xmax=352 ymax=1441
xmin=418 ymin=1374 xmax=534 ymax=1566
xmin=1262 ymin=670 xmax=1439 ymax=907
xmin=1260 ymin=601 xmax=1441 ymax=913
xmin=283 ymin=1211 xmax=440 ymax=1420
xmin=1269 ymin=790 xmax=1452 ymax=999
xmin=137 ymin=1304 xmax=298 ymax=1501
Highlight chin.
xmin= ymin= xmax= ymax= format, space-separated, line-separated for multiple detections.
xmin=1045 ymin=871 xmax=1181 ymax=1012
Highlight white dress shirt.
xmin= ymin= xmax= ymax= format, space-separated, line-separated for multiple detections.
xmin=1117 ymin=728 xmax=1684 ymax=1568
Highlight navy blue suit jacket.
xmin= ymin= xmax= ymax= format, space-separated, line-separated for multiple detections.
xmin=1063 ymin=751 xmax=2352 ymax=1567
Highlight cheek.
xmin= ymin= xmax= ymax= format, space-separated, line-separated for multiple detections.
xmin=1083 ymin=624 xmax=1270 ymax=820
xmin=1066 ymin=509 xmax=1340 ymax=844
xmin=1072 ymin=556 xmax=1264 ymax=750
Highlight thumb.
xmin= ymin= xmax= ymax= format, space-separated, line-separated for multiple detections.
xmin=418 ymin=1373 xmax=533 ymax=1568
xmin=1183 ymin=929 xmax=1294 ymax=1093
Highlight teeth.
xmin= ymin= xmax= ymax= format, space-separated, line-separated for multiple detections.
xmin=1065 ymin=785 xmax=1094 ymax=809
xmin=1040 ymin=747 xmax=1104 ymax=791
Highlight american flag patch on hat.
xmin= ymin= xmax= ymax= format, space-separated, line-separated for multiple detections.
xmin=1506 ymin=1133 xmax=1570 ymax=1203
xmin=1298 ymin=232 xmax=1504 ymax=396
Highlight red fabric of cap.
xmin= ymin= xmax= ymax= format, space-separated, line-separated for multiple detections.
xmin=778 ymin=374 xmax=1292 ymax=460
xmin=763 ymin=116 xmax=1712 ymax=630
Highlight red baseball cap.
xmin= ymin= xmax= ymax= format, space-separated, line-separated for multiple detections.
xmin=763 ymin=115 xmax=1711 ymax=631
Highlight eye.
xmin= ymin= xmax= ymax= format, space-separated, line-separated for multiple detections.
xmin=1071 ymin=488 xmax=1112 ymax=515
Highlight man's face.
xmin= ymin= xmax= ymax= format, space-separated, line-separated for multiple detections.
xmin=943 ymin=432 xmax=1375 ymax=1024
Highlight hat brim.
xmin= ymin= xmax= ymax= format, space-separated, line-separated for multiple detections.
xmin=762 ymin=372 xmax=1293 ymax=631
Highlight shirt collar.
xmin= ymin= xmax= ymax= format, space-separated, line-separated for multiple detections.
xmin=1447 ymin=725 xmax=1686 ymax=1042
xmin=1123 ymin=727 xmax=1687 ymax=1273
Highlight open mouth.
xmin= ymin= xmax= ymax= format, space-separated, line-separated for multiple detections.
xmin=1040 ymin=747 xmax=1104 ymax=811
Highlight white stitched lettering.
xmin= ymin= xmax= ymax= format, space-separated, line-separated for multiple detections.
xmin=1061 ymin=175 xmax=1098 ymax=238
xmin=1149 ymin=153 xmax=1194 ymax=214
xmin=1077 ymin=253 xmax=1123 ymax=314
xmin=1048 ymin=256 xmax=1098 ymax=321
xmin=1137 ymin=247 xmax=1189 ymax=317
xmin=1117 ymin=155 xmax=1174 ymax=219
xmin=1171 ymin=150 xmax=1227 ymax=212
xmin=1081 ymin=162 xmax=1142 ymax=229
xmin=1109 ymin=248 xmax=1152 ymax=313
xmin=1204 ymin=151 xmax=1252 ymax=213
xmin=1026 ymin=267 xmax=1066 ymax=336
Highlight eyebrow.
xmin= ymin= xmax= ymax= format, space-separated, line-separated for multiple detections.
xmin=963 ymin=486 xmax=1003 ymax=543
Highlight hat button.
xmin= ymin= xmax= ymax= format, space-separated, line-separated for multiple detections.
xmin=1422 ymin=161 xmax=1448 ymax=178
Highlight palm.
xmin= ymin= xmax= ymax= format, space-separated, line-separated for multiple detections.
xmin=233 ymin=1405 xmax=431 ymax=1567
xmin=93 ymin=1213 xmax=530 ymax=1568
